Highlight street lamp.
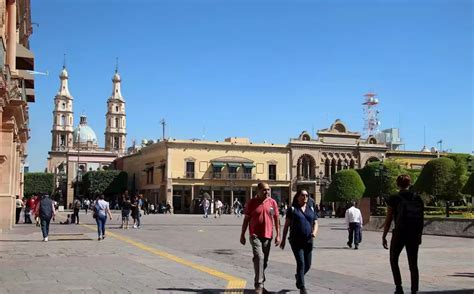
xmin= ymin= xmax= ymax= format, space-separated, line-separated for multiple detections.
xmin=374 ymin=163 xmax=387 ymax=205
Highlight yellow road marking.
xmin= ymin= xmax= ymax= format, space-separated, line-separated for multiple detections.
xmin=82 ymin=223 xmax=246 ymax=292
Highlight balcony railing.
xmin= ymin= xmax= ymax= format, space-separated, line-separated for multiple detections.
xmin=206 ymin=172 xmax=256 ymax=180
xmin=185 ymin=172 xmax=195 ymax=179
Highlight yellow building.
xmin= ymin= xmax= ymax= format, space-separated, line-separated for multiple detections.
xmin=116 ymin=137 xmax=291 ymax=213
xmin=385 ymin=150 xmax=446 ymax=170
xmin=0 ymin=0 xmax=35 ymax=230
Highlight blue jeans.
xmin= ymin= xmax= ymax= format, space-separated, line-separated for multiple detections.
xmin=290 ymin=240 xmax=313 ymax=289
xmin=40 ymin=217 xmax=51 ymax=238
xmin=348 ymin=222 xmax=361 ymax=246
xmin=136 ymin=210 xmax=141 ymax=227
xmin=96 ymin=215 xmax=107 ymax=237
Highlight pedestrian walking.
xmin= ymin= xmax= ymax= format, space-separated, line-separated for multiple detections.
xmin=73 ymin=198 xmax=81 ymax=224
xmin=15 ymin=195 xmax=24 ymax=224
xmin=34 ymin=194 xmax=56 ymax=242
xmin=233 ymin=199 xmax=242 ymax=217
xmin=382 ymin=175 xmax=424 ymax=294
xmin=94 ymin=194 xmax=113 ymax=240
xmin=24 ymin=197 xmax=33 ymax=224
xmin=84 ymin=198 xmax=90 ymax=214
xmin=280 ymin=190 xmax=318 ymax=294
xmin=345 ymin=201 xmax=363 ymax=249
xmin=121 ymin=195 xmax=132 ymax=229
xmin=240 ymin=182 xmax=280 ymax=294
xmin=214 ymin=199 xmax=223 ymax=218
xmin=200 ymin=197 xmax=210 ymax=218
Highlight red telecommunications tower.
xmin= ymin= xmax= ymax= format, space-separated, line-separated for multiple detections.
xmin=362 ymin=92 xmax=380 ymax=137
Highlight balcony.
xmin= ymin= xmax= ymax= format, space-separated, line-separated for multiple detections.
xmin=185 ymin=172 xmax=195 ymax=179
xmin=207 ymin=172 xmax=256 ymax=180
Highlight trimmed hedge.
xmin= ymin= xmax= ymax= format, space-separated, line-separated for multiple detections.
xmin=82 ymin=170 xmax=127 ymax=199
xmin=24 ymin=173 xmax=54 ymax=197
xmin=326 ymin=169 xmax=365 ymax=202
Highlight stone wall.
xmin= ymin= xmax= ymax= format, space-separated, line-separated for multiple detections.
xmin=366 ymin=216 xmax=474 ymax=238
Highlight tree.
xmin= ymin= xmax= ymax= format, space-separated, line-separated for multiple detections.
xmin=325 ymin=169 xmax=365 ymax=202
xmin=461 ymin=173 xmax=474 ymax=196
xmin=358 ymin=160 xmax=404 ymax=198
xmin=82 ymin=170 xmax=128 ymax=200
xmin=414 ymin=157 xmax=461 ymax=217
xmin=24 ymin=173 xmax=54 ymax=197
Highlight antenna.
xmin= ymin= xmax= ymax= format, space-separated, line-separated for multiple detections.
xmin=362 ymin=92 xmax=380 ymax=137
xmin=160 ymin=119 xmax=166 ymax=141
xmin=63 ymin=53 xmax=66 ymax=69
xmin=115 ymin=57 xmax=119 ymax=73
xmin=423 ymin=125 xmax=426 ymax=147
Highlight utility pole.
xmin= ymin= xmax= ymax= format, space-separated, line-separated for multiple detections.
xmin=160 ymin=119 xmax=166 ymax=141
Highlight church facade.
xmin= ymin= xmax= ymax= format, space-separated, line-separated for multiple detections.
xmin=47 ymin=66 xmax=127 ymax=207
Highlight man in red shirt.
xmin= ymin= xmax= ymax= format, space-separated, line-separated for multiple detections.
xmin=240 ymin=182 xmax=281 ymax=293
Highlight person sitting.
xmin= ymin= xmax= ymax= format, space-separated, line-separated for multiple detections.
xmin=60 ymin=214 xmax=72 ymax=225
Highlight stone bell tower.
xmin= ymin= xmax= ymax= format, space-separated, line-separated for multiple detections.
xmin=104 ymin=67 xmax=126 ymax=154
xmin=51 ymin=66 xmax=74 ymax=152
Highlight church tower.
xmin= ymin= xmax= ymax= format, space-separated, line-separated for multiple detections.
xmin=104 ymin=68 xmax=126 ymax=154
xmin=51 ymin=66 xmax=74 ymax=152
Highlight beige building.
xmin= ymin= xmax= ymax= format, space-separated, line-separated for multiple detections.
xmin=0 ymin=0 xmax=35 ymax=230
xmin=47 ymin=67 xmax=126 ymax=207
xmin=115 ymin=137 xmax=291 ymax=213
xmin=385 ymin=150 xmax=445 ymax=170
xmin=289 ymin=119 xmax=388 ymax=204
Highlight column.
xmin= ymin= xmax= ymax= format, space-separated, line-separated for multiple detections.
xmin=6 ymin=0 xmax=16 ymax=71
xmin=190 ymin=185 xmax=194 ymax=213
xmin=211 ymin=188 xmax=214 ymax=214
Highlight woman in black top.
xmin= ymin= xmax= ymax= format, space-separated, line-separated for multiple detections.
xmin=280 ymin=190 xmax=319 ymax=294
xmin=121 ymin=196 xmax=132 ymax=229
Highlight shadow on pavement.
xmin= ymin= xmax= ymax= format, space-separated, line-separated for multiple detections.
xmin=156 ymin=288 xmax=293 ymax=293
xmin=419 ymin=290 xmax=474 ymax=294
xmin=447 ymin=272 xmax=474 ymax=278
xmin=316 ymin=246 xmax=354 ymax=250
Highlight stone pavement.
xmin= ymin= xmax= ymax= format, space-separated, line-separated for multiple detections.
xmin=0 ymin=212 xmax=473 ymax=294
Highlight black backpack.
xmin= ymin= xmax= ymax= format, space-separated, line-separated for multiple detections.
xmin=39 ymin=197 xmax=53 ymax=219
xmin=395 ymin=192 xmax=424 ymax=235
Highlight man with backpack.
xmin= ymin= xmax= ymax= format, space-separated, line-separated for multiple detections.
xmin=382 ymin=174 xmax=424 ymax=294
xmin=34 ymin=194 xmax=56 ymax=242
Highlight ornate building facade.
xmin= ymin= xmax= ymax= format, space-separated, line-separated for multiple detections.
xmin=0 ymin=0 xmax=35 ymax=230
xmin=289 ymin=119 xmax=388 ymax=204
xmin=47 ymin=67 xmax=126 ymax=208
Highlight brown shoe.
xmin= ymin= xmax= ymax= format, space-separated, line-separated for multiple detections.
xmin=255 ymin=287 xmax=263 ymax=294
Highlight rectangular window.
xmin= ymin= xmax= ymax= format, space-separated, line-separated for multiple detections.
xmin=269 ymin=164 xmax=277 ymax=181
xmin=146 ymin=167 xmax=154 ymax=184
xmin=213 ymin=166 xmax=222 ymax=179
xmin=243 ymin=167 xmax=252 ymax=179
xmin=186 ymin=162 xmax=195 ymax=178
xmin=228 ymin=166 xmax=237 ymax=179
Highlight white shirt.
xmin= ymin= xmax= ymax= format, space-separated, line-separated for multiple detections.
xmin=345 ymin=206 xmax=363 ymax=227
xmin=215 ymin=200 xmax=223 ymax=209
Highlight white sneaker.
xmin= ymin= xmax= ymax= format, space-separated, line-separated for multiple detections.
xmin=44 ymin=237 xmax=48 ymax=242
xmin=133 ymin=224 xmax=137 ymax=228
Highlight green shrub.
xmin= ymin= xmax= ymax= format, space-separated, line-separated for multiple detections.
xmin=326 ymin=169 xmax=365 ymax=202
xmin=82 ymin=170 xmax=127 ymax=199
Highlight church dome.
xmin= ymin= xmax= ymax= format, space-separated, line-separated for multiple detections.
xmin=73 ymin=115 xmax=98 ymax=146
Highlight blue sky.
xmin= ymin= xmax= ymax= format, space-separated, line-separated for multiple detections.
xmin=28 ymin=0 xmax=472 ymax=171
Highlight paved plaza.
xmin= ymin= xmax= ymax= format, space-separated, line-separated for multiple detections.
xmin=0 ymin=212 xmax=473 ymax=294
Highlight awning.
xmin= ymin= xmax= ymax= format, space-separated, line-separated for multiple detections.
xmin=212 ymin=162 xmax=225 ymax=168
xmin=242 ymin=163 xmax=255 ymax=168
xmin=227 ymin=163 xmax=241 ymax=168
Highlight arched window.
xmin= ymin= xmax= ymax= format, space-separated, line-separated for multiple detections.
xmin=297 ymin=154 xmax=316 ymax=180
xmin=60 ymin=115 xmax=66 ymax=126
xmin=115 ymin=118 xmax=120 ymax=128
